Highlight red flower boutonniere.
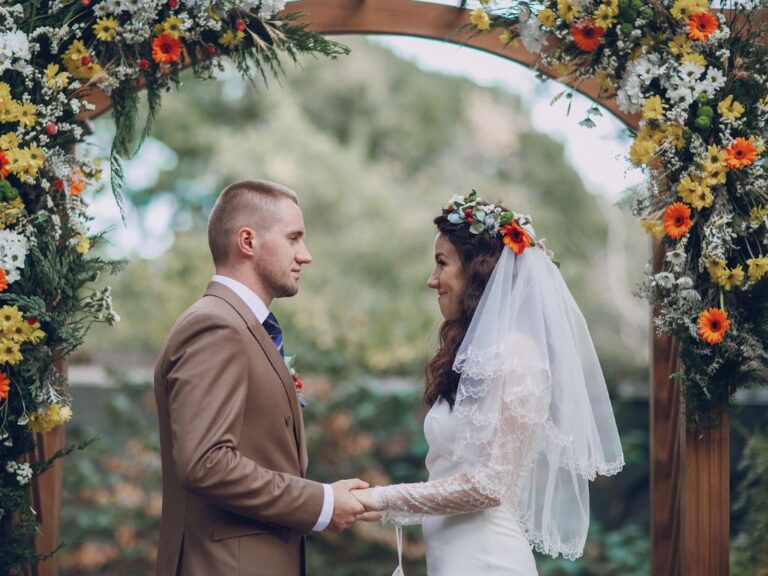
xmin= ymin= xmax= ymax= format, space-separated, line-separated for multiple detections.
xmin=285 ymin=355 xmax=308 ymax=408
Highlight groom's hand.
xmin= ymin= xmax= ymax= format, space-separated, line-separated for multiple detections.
xmin=326 ymin=478 xmax=368 ymax=533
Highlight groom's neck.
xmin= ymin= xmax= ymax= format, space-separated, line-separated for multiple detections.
xmin=215 ymin=266 xmax=273 ymax=307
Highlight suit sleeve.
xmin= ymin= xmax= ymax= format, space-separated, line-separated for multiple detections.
xmin=164 ymin=311 xmax=325 ymax=534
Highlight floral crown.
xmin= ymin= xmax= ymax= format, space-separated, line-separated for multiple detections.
xmin=444 ymin=191 xmax=536 ymax=255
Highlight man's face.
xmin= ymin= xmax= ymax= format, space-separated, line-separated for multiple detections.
xmin=253 ymin=198 xmax=312 ymax=300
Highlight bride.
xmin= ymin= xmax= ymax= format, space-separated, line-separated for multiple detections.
xmin=353 ymin=192 xmax=625 ymax=575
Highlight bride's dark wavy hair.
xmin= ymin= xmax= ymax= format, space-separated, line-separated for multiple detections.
xmin=424 ymin=207 xmax=507 ymax=408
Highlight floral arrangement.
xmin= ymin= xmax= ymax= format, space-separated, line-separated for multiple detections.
xmin=0 ymin=1 xmax=345 ymax=571
xmin=445 ymin=191 xmax=537 ymax=255
xmin=469 ymin=0 xmax=768 ymax=427
xmin=285 ymin=354 xmax=308 ymax=408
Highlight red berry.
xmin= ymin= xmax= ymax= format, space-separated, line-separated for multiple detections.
xmin=26 ymin=317 xmax=38 ymax=326
xmin=168 ymin=0 xmax=178 ymax=7
xmin=205 ymin=44 xmax=217 ymax=56
xmin=235 ymin=19 xmax=246 ymax=31
xmin=81 ymin=0 xmax=91 ymax=6
xmin=467 ymin=217 xmax=474 ymax=224
xmin=53 ymin=178 xmax=64 ymax=190
xmin=139 ymin=58 xmax=150 ymax=70
xmin=464 ymin=208 xmax=472 ymax=216
xmin=80 ymin=55 xmax=91 ymax=66
xmin=46 ymin=122 xmax=58 ymax=136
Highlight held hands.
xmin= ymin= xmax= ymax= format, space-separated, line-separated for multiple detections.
xmin=327 ymin=479 xmax=370 ymax=534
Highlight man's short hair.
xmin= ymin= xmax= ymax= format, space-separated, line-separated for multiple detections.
xmin=207 ymin=179 xmax=299 ymax=266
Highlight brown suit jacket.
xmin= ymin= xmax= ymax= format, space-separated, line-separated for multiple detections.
xmin=154 ymin=282 xmax=325 ymax=576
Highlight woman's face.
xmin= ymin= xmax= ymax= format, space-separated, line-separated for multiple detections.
xmin=427 ymin=232 xmax=466 ymax=321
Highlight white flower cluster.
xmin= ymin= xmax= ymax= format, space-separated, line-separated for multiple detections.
xmin=0 ymin=228 xmax=29 ymax=284
xmin=5 ymin=460 xmax=33 ymax=486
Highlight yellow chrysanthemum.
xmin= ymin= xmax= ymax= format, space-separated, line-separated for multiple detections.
xmin=25 ymin=320 xmax=45 ymax=345
xmin=557 ymin=0 xmax=580 ymax=23
xmin=538 ymin=8 xmax=557 ymax=27
xmin=499 ymin=29 xmax=517 ymax=46
xmin=717 ymin=265 xmax=744 ymax=291
xmin=593 ymin=4 xmax=617 ymax=28
xmin=470 ymin=8 xmax=491 ymax=30
xmin=701 ymin=145 xmax=728 ymax=186
xmin=668 ymin=35 xmax=692 ymax=56
xmin=707 ymin=259 xmax=727 ymax=282
xmin=629 ymin=130 xmax=660 ymax=167
xmin=6 ymin=146 xmax=44 ymax=180
xmin=671 ymin=0 xmax=710 ymax=21
xmin=659 ymin=124 xmax=685 ymax=149
xmin=44 ymin=63 xmax=70 ymax=90
xmin=0 ymin=100 xmax=19 ymax=124
xmin=218 ymin=30 xmax=245 ymax=49
xmin=603 ymin=0 xmax=619 ymax=14
xmin=0 ymin=339 xmax=22 ymax=365
xmin=0 ymin=305 xmax=23 ymax=330
xmin=160 ymin=16 xmax=184 ymax=39
xmin=640 ymin=219 xmax=664 ymax=238
xmin=28 ymin=403 xmax=73 ymax=434
xmin=681 ymin=52 xmax=707 ymax=66
xmin=4 ymin=320 xmax=30 ymax=343
xmin=677 ymin=174 xmax=713 ymax=210
xmin=93 ymin=17 xmax=119 ymax=41
xmin=0 ymin=132 xmax=20 ymax=151
xmin=747 ymin=257 xmax=768 ymax=282
xmin=16 ymin=103 xmax=36 ymax=129
xmin=74 ymin=234 xmax=90 ymax=255
xmin=717 ymin=95 xmax=745 ymax=121
xmin=0 ymin=198 xmax=24 ymax=230
xmin=641 ymin=95 xmax=665 ymax=121
xmin=63 ymin=39 xmax=102 ymax=80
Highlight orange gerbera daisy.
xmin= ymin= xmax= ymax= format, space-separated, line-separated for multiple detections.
xmin=687 ymin=12 xmax=718 ymax=42
xmin=724 ymin=137 xmax=758 ymax=169
xmin=698 ymin=307 xmax=730 ymax=345
xmin=500 ymin=221 xmax=532 ymax=255
xmin=662 ymin=202 xmax=693 ymax=239
xmin=0 ymin=151 xmax=9 ymax=178
xmin=571 ymin=19 xmax=605 ymax=51
xmin=151 ymin=34 xmax=183 ymax=64
xmin=0 ymin=268 xmax=7 ymax=292
xmin=0 ymin=370 xmax=10 ymax=400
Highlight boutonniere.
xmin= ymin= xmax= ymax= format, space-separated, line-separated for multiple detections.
xmin=284 ymin=355 xmax=308 ymax=408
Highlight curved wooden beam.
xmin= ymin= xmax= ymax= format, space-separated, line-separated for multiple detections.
xmin=287 ymin=0 xmax=641 ymax=128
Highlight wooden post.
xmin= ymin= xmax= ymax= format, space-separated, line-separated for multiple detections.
xmin=651 ymin=238 xmax=730 ymax=575
xmin=28 ymin=359 xmax=67 ymax=576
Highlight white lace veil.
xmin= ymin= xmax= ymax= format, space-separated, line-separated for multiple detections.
xmin=451 ymin=241 xmax=625 ymax=560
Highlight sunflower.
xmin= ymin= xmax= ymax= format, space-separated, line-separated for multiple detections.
xmin=698 ymin=307 xmax=730 ymax=345
xmin=725 ymin=137 xmax=758 ymax=169
xmin=662 ymin=202 xmax=693 ymax=239
xmin=500 ymin=221 xmax=532 ymax=255
xmin=571 ymin=18 xmax=604 ymax=51
xmin=151 ymin=34 xmax=183 ymax=64
xmin=0 ymin=370 xmax=9 ymax=400
xmin=687 ymin=11 xmax=717 ymax=41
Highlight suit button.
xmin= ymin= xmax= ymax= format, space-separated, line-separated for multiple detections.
xmin=285 ymin=415 xmax=292 ymax=426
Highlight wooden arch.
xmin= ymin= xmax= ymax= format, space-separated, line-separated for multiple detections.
xmin=55 ymin=2 xmax=727 ymax=576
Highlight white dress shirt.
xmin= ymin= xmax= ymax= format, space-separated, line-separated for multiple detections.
xmin=212 ymin=275 xmax=334 ymax=532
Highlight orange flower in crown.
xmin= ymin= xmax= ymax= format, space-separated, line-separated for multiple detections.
xmin=500 ymin=221 xmax=532 ymax=255
xmin=445 ymin=191 xmax=538 ymax=256
xmin=0 ymin=370 xmax=10 ymax=400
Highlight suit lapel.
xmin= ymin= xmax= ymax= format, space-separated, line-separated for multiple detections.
xmin=204 ymin=282 xmax=305 ymax=472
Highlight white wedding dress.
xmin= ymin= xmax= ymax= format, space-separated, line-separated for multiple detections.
xmin=373 ymin=396 xmax=538 ymax=575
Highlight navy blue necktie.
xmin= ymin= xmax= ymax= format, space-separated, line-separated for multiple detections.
xmin=262 ymin=312 xmax=284 ymax=358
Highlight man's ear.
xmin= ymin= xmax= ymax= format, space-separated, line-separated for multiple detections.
xmin=236 ymin=227 xmax=256 ymax=256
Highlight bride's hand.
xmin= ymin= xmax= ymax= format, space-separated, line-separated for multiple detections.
xmin=352 ymin=487 xmax=382 ymax=520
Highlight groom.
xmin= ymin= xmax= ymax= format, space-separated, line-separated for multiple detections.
xmin=154 ymin=180 xmax=368 ymax=575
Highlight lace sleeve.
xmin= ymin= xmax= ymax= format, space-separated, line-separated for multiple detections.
xmin=371 ymin=368 xmax=548 ymax=526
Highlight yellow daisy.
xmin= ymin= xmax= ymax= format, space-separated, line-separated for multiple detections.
xmin=161 ymin=16 xmax=184 ymax=39
xmin=538 ymin=8 xmax=557 ymax=28
xmin=218 ymin=30 xmax=245 ymax=49
xmin=641 ymin=95 xmax=665 ymax=121
xmin=470 ymin=8 xmax=491 ymax=31
xmin=593 ymin=4 xmax=617 ymax=28
xmin=717 ymin=265 xmax=744 ymax=291
xmin=44 ymin=63 xmax=70 ymax=90
xmin=17 ymin=103 xmax=37 ymax=129
xmin=93 ymin=17 xmax=119 ymax=42
xmin=0 ymin=339 xmax=22 ymax=365
xmin=557 ymin=0 xmax=580 ymax=23
xmin=747 ymin=257 xmax=768 ymax=282
xmin=717 ymin=95 xmax=745 ymax=121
